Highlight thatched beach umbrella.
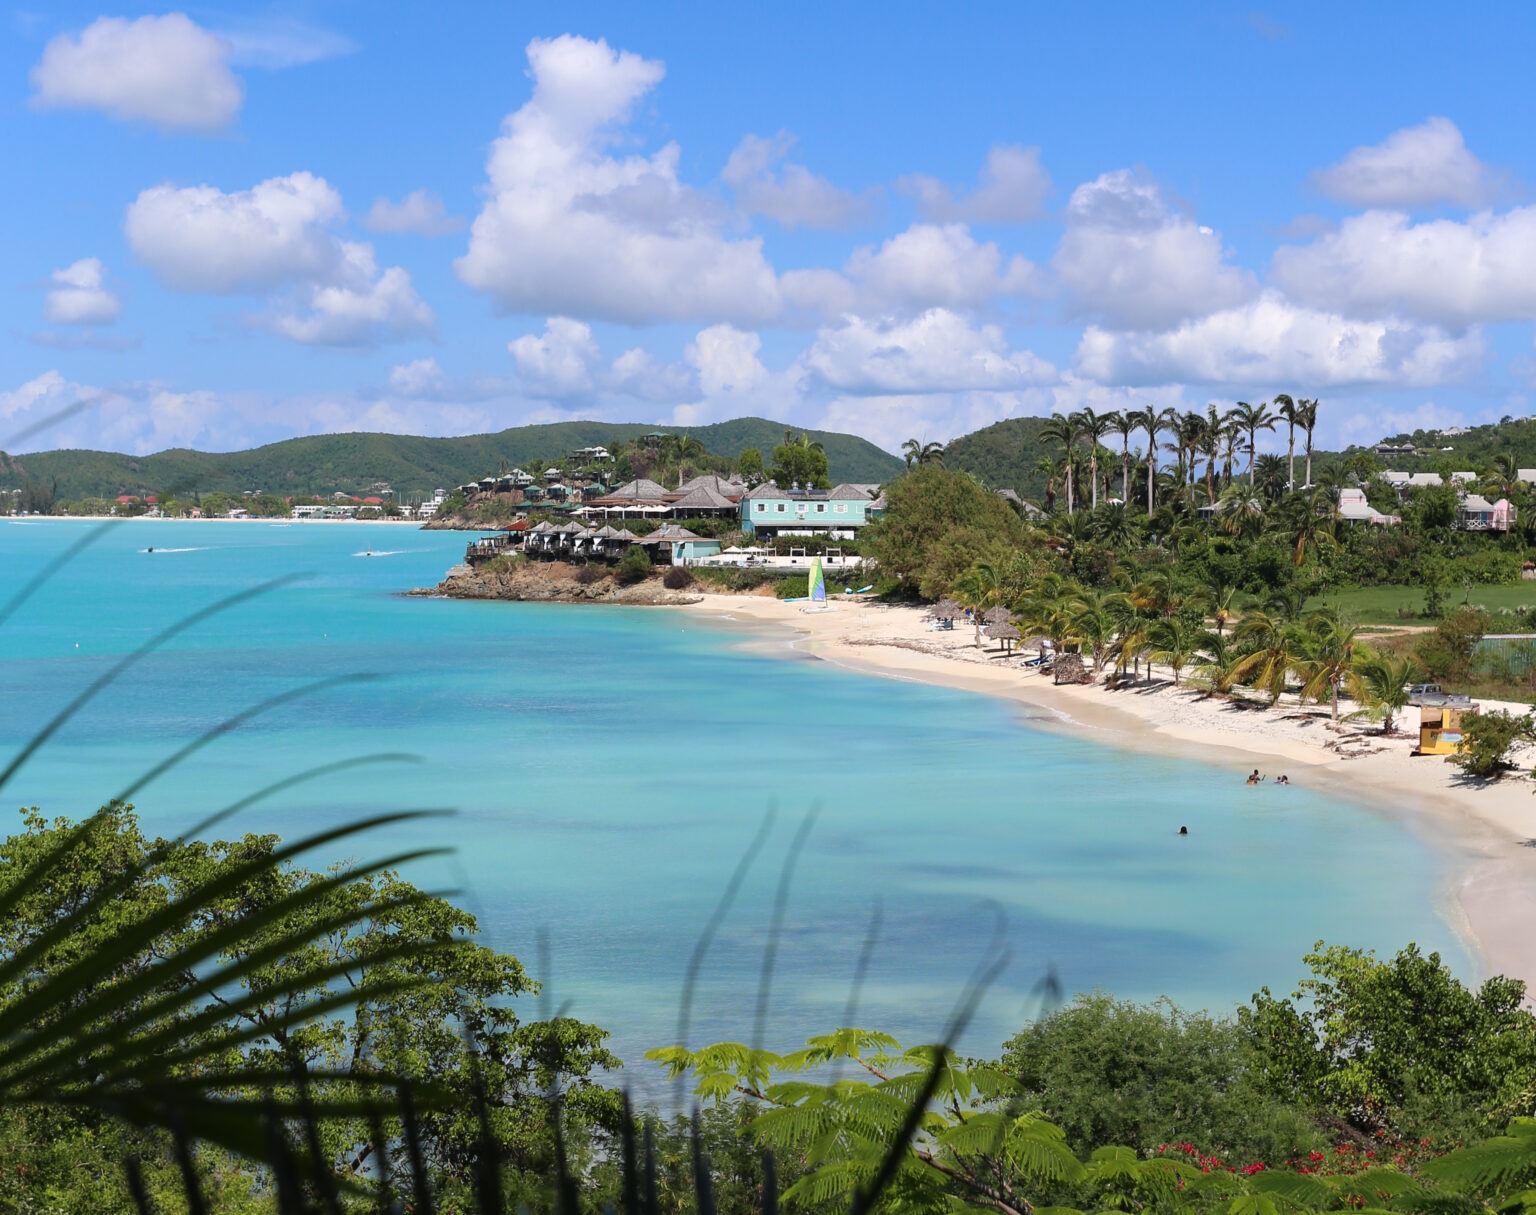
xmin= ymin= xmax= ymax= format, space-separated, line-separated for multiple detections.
xmin=1052 ymin=652 xmax=1088 ymax=686
xmin=929 ymin=598 xmax=964 ymax=629
xmin=984 ymin=621 xmax=1020 ymax=654
xmin=982 ymin=605 xmax=1012 ymax=626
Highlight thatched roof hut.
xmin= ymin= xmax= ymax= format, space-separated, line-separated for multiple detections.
xmin=930 ymin=598 xmax=965 ymax=622
xmin=982 ymin=605 xmax=1012 ymax=625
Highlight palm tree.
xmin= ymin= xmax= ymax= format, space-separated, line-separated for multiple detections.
xmin=1287 ymin=487 xmax=1339 ymax=568
xmin=1133 ymin=406 xmax=1180 ymax=518
xmin=953 ymin=560 xmax=1004 ymax=648
xmin=1018 ymin=573 xmax=1079 ymax=651
xmin=1174 ymin=411 xmax=1206 ymax=490
xmin=1487 ymin=453 xmax=1520 ymax=499
xmin=1297 ymin=608 xmax=1363 ymax=720
xmin=901 ymin=438 xmax=921 ymax=470
xmin=1199 ymin=575 xmax=1241 ymax=635
xmin=1149 ymin=615 xmax=1204 ymax=686
xmin=1254 ymin=453 xmax=1289 ymax=502
xmin=1354 ymin=650 xmax=1420 ymax=734
xmin=1274 ymin=393 xmax=1298 ymax=493
xmin=1109 ymin=411 xmax=1136 ymax=504
xmin=676 ymin=435 xmax=706 ymax=485
xmin=1076 ymin=408 xmax=1114 ymax=511
xmin=1033 ymin=456 xmax=1059 ymax=514
xmin=1090 ymin=502 xmax=1136 ymax=548
xmin=1230 ymin=401 xmax=1277 ymax=486
xmin=1297 ymin=398 xmax=1320 ymax=488
xmin=1193 ymin=630 xmax=1247 ymax=698
xmin=920 ymin=441 xmax=946 ymax=466
xmin=1216 ymin=484 xmax=1265 ymax=538
xmin=1040 ymin=413 xmax=1079 ymax=514
xmin=1231 ymin=609 xmax=1297 ymax=705
xmin=1199 ymin=403 xmax=1230 ymax=501
xmin=1069 ymin=587 xmax=1126 ymax=675
xmin=1264 ymin=583 xmax=1309 ymax=624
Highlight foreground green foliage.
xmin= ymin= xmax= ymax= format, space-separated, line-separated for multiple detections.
xmin=0 ymin=803 xmax=619 ymax=1211
xmin=2 ymin=797 xmax=1536 ymax=1214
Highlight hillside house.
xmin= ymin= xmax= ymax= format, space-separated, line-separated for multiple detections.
xmin=740 ymin=482 xmax=883 ymax=539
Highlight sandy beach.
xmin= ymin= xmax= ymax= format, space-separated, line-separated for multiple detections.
xmin=681 ymin=592 xmax=1536 ymax=999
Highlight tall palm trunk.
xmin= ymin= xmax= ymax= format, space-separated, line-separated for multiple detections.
xmin=1145 ymin=431 xmax=1157 ymax=518
xmin=1121 ymin=432 xmax=1130 ymax=504
xmin=1089 ymin=448 xmax=1099 ymax=510
xmin=1304 ymin=424 xmax=1314 ymax=489
xmin=1249 ymin=424 xmax=1258 ymax=486
xmin=1287 ymin=422 xmax=1295 ymax=493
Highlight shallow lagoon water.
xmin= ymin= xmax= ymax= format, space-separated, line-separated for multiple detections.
xmin=0 ymin=520 xmax=1470 ymax=1100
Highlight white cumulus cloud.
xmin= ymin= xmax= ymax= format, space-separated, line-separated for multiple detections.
xmin=686 ymin=325 xmax=770 ymax=397
xmin=389 ymin=358 xmax=451 ymax=398
xmin=455 ymin=35 xmax=781 ymax=324
xmin=44 ymin=258 xmax=120 ymax=325
xmin=1054 ymin=169 xmax=1255 ymax=330
xmin=900 ymin=145 xmax=1052 ymax=224
xmin=784 ymin=223 xmax=1039 ymax=318
xmin=722 ymin=132 xmax=870 ymax=228
xmin=1073 ymin=292 xmax=1484 ymax=388
xmin=30 ymin=13 xmax=242 ymax=133
xmin=267 ymin=244 xmax=434 ymax=346
xmin=126 ymin=172 xmax=346 ymax=293
xmin=805 ymin=309 xmax=1056 ymax=394
xmin=508 ymin=317 xmax=605 ymax=398
xmin=125 ymin=172 xmax=432 ymax=345
xmin=1312 ymin=117 xmax=1499 ymax=209
xmin=1273 ymin=207 xmax=1536 ymax=328
xmin=363 ymin=190 xmax=464 ymax=236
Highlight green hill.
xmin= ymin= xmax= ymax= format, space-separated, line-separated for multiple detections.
xmin=940 ymin=416 xmax=1055 ymax=498
xmin=1366 ymin=415 xmax=1536 ymax=473
xmin=0 ymin=417 xmax=901 ymax=502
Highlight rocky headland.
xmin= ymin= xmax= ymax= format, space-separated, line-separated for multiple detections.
xmin=409 ymin=558 xmax=705 ymax=605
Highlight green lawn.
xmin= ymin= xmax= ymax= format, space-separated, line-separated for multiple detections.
xmin=1318 ymin=582 xmax=1536 ymax=625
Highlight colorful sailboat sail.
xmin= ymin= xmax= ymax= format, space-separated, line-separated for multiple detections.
xmin=809 ymin=556 xmax=826 ymax=604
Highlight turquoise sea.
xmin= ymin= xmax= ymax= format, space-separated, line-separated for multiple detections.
xmin=0 ymin=520 xmax=1471 ymax=1100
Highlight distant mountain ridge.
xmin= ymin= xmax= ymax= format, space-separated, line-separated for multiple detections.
xmin=0 ymin=417 xmax=902 ymax=501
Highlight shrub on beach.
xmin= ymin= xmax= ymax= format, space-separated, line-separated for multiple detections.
xmin=662 ymin=565 xmax=694 ymax=590
xmin=614 ymin=546 xmax=652 ymax=585
xmin=1449 ymin=708 xmax=1536 ymax=779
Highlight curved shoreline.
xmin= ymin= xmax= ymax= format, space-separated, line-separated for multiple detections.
xmin=676 ymin=592 xmax=1536 ymax=999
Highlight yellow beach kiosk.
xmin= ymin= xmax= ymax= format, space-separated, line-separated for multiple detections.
xmin=1417 ymin=706 xmax=1468 ymax=755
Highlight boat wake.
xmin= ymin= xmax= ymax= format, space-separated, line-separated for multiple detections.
xmin=353 ymin=549 xmax=412 ymax=557
xmin=142 ymin=546 xmax=206 ymax=553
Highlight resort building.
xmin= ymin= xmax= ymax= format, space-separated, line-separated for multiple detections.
xmin=639 ymin=523 xmax=723 ymax=565
xmin=739 ymin=482 xmax=884 ymax=540
xmin=1456 ymin=494 xmax=1516 ymax=532
xmin=1337 ymin=488 xmax=1400 ymax=526
xmin=1379 ymin=470 xmax=1478 ymax=498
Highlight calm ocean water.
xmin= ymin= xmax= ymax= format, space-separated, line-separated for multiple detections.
xmin=0 ymin=519 xmax=1470 ymax=1099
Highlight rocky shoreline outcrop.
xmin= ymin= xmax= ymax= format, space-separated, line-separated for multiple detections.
xmin=409 ymin=558 xmax=704 ymax=605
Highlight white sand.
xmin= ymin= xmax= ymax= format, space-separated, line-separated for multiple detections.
xmin=680 ymin=592 xmax=1536 ymax=998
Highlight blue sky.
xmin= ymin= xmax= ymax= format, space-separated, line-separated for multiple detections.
xmin=6 ymin=2 xmax=1536 ymax=457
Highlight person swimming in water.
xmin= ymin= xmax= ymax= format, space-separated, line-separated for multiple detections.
xmin=1178 ymin=825 xmax=1189 ymax=835
xmin=1246 ymin=769 xmax=1262 ymax=784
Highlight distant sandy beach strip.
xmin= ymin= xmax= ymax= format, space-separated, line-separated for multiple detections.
xmin=679 ymin=592 xmax=1536 ymax=1000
